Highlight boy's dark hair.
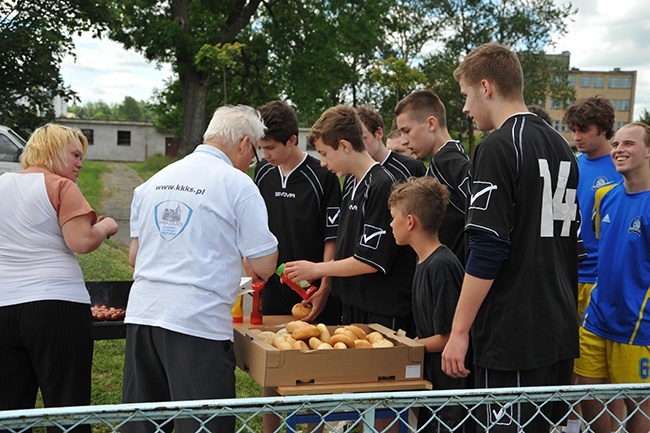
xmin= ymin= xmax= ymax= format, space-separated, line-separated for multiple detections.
xmin=453 ymin=43 xmax=524 ymax=102
xmin=527 ymin=105 xmax=552 ymax=125
xmin=388 ymin=177 xmax=450 ymax=236
xmin=308 ymin=105 xmax=365 ymax=152
xmin=395 ymin=90 xmax=447 ymax=129
xmin=258 ymin=100 xmax=299 ymax=145
xmin=356 ymin=105 xmax=384 ymax=135
xmin=563 ymin=97 xmax=615 ymax=140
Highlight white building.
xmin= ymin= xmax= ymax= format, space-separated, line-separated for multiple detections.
xmin=56 ymin=118 xmax=172 ymax=162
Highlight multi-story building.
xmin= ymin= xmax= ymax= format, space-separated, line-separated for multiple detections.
xmin=543 ymin=51 xmax=636 ymax=143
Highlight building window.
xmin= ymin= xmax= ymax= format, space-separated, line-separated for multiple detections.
xmin=621 ymin=77 xmax=632 ymax=88
xmin=579 ymin=76 xmax=592 ymax=87
xmin=553 ymin=120 xmax=560 ymax=131
xmin=117 ymin=131 xmax=131 ymax=146
xmin=619 ymin=100 xmax=630 ymax=111
xmin=608 ymin=77 xmax=619 ymax=88
xmin=616 ymin=122 xmax=627 ymax=130
xmin=550 ymin=98 xmax=562 ymax=110
xmin=561 ymin=121 xmax=569 ymax=132
xmin=592 ymin=76 xmax=604 ymax=88
xmin=610 ymin=99 xmax=630 ymax=111
xmin=568 ymin=75 xmax=575 ymax=87
xmin=81 ymin=129 xmax=94 ymax=145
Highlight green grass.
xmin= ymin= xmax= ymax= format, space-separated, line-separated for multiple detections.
xmin=128 ymin=153 xmax=177 ymax=181
xmin=74 ymin=156 xmax=263 ymax=432
xmin=79 ymin=161 xmax=110 ymax=211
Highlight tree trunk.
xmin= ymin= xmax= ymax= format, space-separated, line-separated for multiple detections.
xmin=179 ymin=69 xmax=210 ymax=156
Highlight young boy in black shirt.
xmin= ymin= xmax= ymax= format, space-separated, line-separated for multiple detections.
xmin=388 ymin=176 xmax=471 ymax=432
xmin=284 ymin=105 xmax=416 ymax=335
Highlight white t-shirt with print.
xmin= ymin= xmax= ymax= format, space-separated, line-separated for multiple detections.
xmin=126 ymin=145 xmax=277 ymax=341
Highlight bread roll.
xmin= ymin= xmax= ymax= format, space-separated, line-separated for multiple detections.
xmin=316 ymin=343 xmax=333 ymax=350
xmin=329 ymin=334 xmax=356 ymax=348
xmin=309 ymin=337 xmax=324 ymax=350
xmin=257 ymin=331 xmax=276 ymax=343
xmin=345 ymin=325 xmax=367 ymax=340
xmin=333 ymin=342 xmax=348 ymax=349
xmin=366 ymin=331 xmax=384 ymax=345
xmin=294 ymin=340 xmax=310 ymax=351
xmin=291 ymin=303 xmax=312 ymax=319
xmin=286 ymin=320 xmax=309 ymax=333
xmin=333 ymin=328 xmax=357 ymax=341
xmin=354 ymin=339 xmax=372 ymax=349
xmin=372 ymin=339 xmax=394 ymax=348
xmin=291 ymin=324 xmax=320 ymax=340
xmin=316 ymin=323 xmax=331 ymax=343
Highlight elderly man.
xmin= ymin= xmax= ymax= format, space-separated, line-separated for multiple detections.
xmin=123 ymin=105 xmax=278 ymax=433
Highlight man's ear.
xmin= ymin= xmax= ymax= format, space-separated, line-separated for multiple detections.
xmin=340 ymin=139 xmax=352 ymax=154
xmin=427 ymin=116 xmax=439 ymax=133
xmin=481 ymin=79 xmax=493 ymax=99
xmin=238 ymin=135 xmax=251 ymax=155
xmin=407 ymin=214 xmax=416 ymax=231
xmin=287 ymin=134 xmax=298 ymax=147
xmin=376 ymin=127 xmax=384 ymax=141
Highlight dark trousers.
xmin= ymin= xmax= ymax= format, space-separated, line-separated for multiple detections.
xmin=122 ymin=324 xmax=236 ymax=433
xmin=0 ymin=300 xmax=93 ymax=433
xmin=473 ymin=359 xmax=574 ymax=433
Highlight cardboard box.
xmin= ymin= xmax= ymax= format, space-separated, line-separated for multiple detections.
xmin=234 ymin=323 xmax=424 ymax=388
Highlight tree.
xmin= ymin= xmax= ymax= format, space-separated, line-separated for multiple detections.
xmin=638 ymin=108 xmax=650 ymax=126
xmin=116 ymin=96 xmax=144 ymax=121
xmin=420 ymin=0 xmax=577 ymax=155
xmin=109 ymin=0 xmax=263 ymax=156
xmin=0 ymin=1 xmax=108 ymax=136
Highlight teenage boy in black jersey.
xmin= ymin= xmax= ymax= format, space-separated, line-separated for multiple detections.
xmin=395 ymin=90 xmax=471 ymax=264
xmin=356 ymin=105 xmax=426 ymax=180
xmin=441 ymin=43 xmax=580 ymax=432
xmin=284 ymin=105 xmax=416 ymax=336
xmin=254 ymin=101 xmax=342 ymax=433
xmin=254 ymin=100 xmax=342 ymax=324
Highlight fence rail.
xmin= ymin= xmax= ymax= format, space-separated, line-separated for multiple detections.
xmin=2 ymin=384 xmax=649 ymax=432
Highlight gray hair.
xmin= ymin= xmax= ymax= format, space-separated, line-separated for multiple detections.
xmin=203 ymin=105 xmax=266 ymax=147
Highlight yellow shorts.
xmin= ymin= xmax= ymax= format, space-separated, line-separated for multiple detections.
xmin=574 ymin=326 xmax=650 ymax=383
xmin=577 ymin=282 xmax=596 ymax=322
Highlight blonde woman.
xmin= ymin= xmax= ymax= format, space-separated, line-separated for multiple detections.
xmin=0 ymin=124 xmax=118 ymax=430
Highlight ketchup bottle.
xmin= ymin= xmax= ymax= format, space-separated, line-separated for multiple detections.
xmin=250 ymin=281 xmax=265 ymax=325
xmin=276 ymin=263 xmax=318 ymax=300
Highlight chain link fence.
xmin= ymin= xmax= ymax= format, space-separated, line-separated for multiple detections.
xmin=1 ymin=384 xmax=649 ymax=432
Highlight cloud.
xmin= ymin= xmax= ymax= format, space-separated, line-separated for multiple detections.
xmin=61 ymin=33 xmax=172 ymax=105
xmin=553 ymin=0 xmax=650 ymax=118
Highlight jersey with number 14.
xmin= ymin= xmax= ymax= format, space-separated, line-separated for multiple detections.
xmin=466 ymin=113 xmax=580 ymax=371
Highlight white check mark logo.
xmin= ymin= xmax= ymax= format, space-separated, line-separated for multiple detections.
xmin=470 ymin=185 xmax=498 ymax=205
xmin=361 ymin=229 xmax=386 ymax=244
xmin=328 ymin=209 xmax=340 ymax=225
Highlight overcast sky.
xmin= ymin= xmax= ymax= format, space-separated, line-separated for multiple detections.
xmin=60 ymin=0 xmax=650 ymax=118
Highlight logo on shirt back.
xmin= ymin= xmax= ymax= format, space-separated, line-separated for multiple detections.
xmin=629 ymin=217 xmax=642 ymax=236
xmin=602 ymin=214 xmax=611 ymax=223
xmin=154 ymin=200 xmax=193 ymax=241
xmin=360 ymin=224 xmax=386 ymax=249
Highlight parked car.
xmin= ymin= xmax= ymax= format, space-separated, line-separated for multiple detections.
xmin=0 ymin=126 xmax=27 ymax=175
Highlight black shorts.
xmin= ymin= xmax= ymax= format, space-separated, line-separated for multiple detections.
xmin=473 ymin=359 xmax=574 ymax=433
